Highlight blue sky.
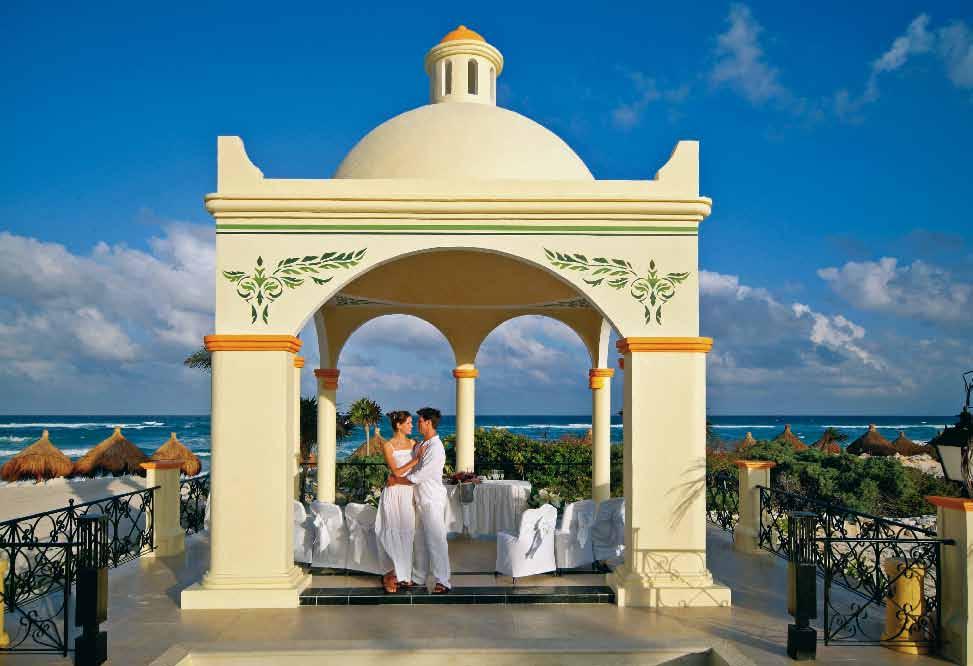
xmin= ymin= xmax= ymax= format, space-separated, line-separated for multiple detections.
xmin=1 ymin=1 xmax=971 ymax=415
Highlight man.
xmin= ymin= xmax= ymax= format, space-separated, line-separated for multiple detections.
xmin=389 ymin=407 xmax=450 ymax=593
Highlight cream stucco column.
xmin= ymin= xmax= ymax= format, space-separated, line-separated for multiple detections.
xmin=292 ymin=356 xmax=304 ymax=499
xmin=733 ymin=460 xmax=775 ymax=554
xmin=454 ymin=366 xmax=477 ymax=472
xmin=181 ymin=335 xmax=311 ymax=609
xmin=929 ymin=495 xmax=973 ymax=665
xmin=140 ymin=460 xmax=185 ymax=557
xmin=607 ymin=337 xmax=731 ymax=608
xmin=590 ymin=368 xmax=614 ymax=504
xmin=314 ymin=368 xmax=339 ymax=502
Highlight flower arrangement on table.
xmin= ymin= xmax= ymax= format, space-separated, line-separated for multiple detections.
xmin=528 ymin=487 xmax=563 ymax=509
xmin=444 ymin=471 xmax=482 ymax=485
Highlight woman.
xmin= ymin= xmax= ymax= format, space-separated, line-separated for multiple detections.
xmin=375 ymin=411 xmax=425 ymax=593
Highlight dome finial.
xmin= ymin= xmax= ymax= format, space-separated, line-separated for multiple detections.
xmin=426 ymin=26 xmax=503 ymax=106
xmin=440 ymin=25 xmax=485 ymax=43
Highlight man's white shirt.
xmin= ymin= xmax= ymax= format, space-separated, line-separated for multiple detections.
xmin=407 ymin=435 xmax=447 ymax=505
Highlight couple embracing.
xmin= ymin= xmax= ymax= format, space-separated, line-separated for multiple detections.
xmin=375 ymin=407 xmax=451 ymax=594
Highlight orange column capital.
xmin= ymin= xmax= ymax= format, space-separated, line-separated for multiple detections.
xmin=293 ymin=356 xmax=305 ymax=368
xmin=453 ymin=368 xmax=479 ymax=379
xmin=204 ymin=334 xmax=302 ymax=353
xmin=314 ymin=368 xmax=340 ymax=390
xmin=588 ymin=368 xmax=615 ymax=390
xmin=616 ymin=337 xmax=713 ymax=354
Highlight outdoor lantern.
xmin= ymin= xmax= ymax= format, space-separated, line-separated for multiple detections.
xmin=75 ymin=514 xmax=108 ymax=666
xmin=930 ymin=371 xmax=973 ymax=498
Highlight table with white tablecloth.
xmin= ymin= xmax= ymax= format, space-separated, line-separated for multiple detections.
xmin=445 ymin=480 xmax=531 ymax=538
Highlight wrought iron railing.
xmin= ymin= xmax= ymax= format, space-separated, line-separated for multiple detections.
xmin=180 ymin=473 xmax=210 ymax=535
xmin=759 ymin=484 xmax=951 ymax=649
xmin=0 ymin=486 xmax=156 ymax=610
xmin=821 ymin=535 xmax=947 ymax=647
xmin=757 ymin=485 xmax=935 ymax=566
xmin=705 ymin=470 xmax=739 ymax=534
xmin=0 ymin=541 xmax=74 ymax=655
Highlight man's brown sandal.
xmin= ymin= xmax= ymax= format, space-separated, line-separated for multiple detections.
xmin=432 ymin=583 xmax=450 ymax=594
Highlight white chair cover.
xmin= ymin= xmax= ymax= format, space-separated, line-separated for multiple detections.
xmin=293 ymin=500 xmax=313 ymax=564
xmin=308 ymin=501 xmax=347 ymax=570
xmin=591 ymin=497 xmax=625 ymax=564
xmin=342 ymin=503 xmax=388 ymax=575
xmin=555 ymin=499 xmax=596 ymax=569
xmin=496 ymin=503 xmax=558 ymax=579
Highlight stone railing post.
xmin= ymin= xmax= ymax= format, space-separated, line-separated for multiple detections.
xmin=733 ymin=460 xmax=775 ymax=554
xmin=0 ymin=550 xmax=9 ymax=647
xmin=141 ymin=460 xmax=186 ymax=557
xmin=928 ymin=495 xmax=973 ymax=665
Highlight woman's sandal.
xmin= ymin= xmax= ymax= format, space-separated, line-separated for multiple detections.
xmin=432 ymin=583 xmax=450 ymax=594
xmin=383 ymin=573 xmax=398 ymax=594
xmin=398 ymin=580 xmax=416 ymax=589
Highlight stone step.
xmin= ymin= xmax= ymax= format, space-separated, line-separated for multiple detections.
xmin=300 ymin=585 xmax=615 ymax=606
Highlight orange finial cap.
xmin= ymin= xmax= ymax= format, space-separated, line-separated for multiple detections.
xmin=440 ymin=25 xmax=485 ymax=43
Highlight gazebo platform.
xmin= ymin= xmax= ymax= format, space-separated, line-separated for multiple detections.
xmin=2 ymin=527 xmax=952 ymax=665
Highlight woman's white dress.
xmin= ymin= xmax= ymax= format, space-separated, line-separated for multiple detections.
xmin=375 ymin=446 xmax=416 ymax=581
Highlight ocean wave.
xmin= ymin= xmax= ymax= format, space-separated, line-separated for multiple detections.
xmin=142 ymin=421 xmax=164 ymax=426
xmin=0 ymin=422 xmax=163 ymax=430
xmin=0 ymin=435 xmax=30 ymax=443
xmin=710 ymin=425 xmax=778 ymax=429
xmin=196 ymin=452 xmax=211 ymax=457
xmin=819 ymin=424 xmax=945 ymax=429
xmin=0 ymin=449 xmax=20 ymax=456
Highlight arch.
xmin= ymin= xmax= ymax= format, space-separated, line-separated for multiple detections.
xmin=468 ymin=59 xmax=478 ymax=95
xmin=474 ymin=313 xmax=599 ymax=368
xmin=324 ymin=311 xmax=458 ymax=370
xmin=294 ymin=246 xmax=625 ymax=339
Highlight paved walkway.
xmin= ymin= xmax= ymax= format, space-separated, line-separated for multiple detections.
xmin=0 ymin=526 xmax=952 ymax=665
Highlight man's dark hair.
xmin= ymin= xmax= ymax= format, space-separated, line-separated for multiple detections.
xmin=416 ymin=407 xmax=441 ymax=429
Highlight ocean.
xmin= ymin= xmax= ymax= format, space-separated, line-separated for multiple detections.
xmin=0 ymin=414 xmax=953 ymax=477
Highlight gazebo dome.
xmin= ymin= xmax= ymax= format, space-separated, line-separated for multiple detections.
xmin=334 ymin=26 xmax=593 ymax=181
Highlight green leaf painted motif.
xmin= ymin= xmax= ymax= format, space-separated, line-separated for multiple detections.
xmin=222 ymin=249 xmax=367 ymax=324
xmin=544 ymin=248 xmax=690 ymax=325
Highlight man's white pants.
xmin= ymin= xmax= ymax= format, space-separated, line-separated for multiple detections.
xmin=412 ymin=501 xmax=451 ymax=588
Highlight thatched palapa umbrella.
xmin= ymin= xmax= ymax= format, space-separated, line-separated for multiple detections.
xmin=775 ymin=424 xmax=808 ymax=452
xmin=812 ymin=428 xmax=845 ymax=455
xmin=0 ymin=430 xmax=73 ymax=482
xmin=73 ymin=427 xmax=150 ymax=477
xmin=151 ymin=432 xmax=201 ymax=476
xmin=846 ymin=424 xmax=896 ymax=457
xmin=890 ymin=431 xmax=932 ymax=457
xmin=350 ymin=425 xmax=386 ymax=459
xmin=736 ymin=432 xmax=757 ymax=451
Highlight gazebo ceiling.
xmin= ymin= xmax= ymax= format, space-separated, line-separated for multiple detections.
xmin=334 ymin=250 xmax=586 ymax=308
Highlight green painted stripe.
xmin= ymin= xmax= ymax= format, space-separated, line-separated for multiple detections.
xmin=216 ymin=223 xmax=698 ymax=234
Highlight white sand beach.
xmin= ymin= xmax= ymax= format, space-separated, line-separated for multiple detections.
xmin=0 ymin=475 xmax=146 ymax=523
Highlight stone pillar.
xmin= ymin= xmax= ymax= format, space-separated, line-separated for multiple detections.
xmin=454 ymin=366 xmax=478 ymax=473
xmin=733 ymin=460 xmax=775 ymax=554
xmin=314 ymin=368 xmax=339 ymax=503
xmin=928 ymin=495 xmax=973 ymax=665
xmin=141 ymin=460 xmax=186 ymax=557
xmin=0 ymin=550 xmax=9 ymax=648
xmin=292 ymin=356 xmax=304 ymax=500
xmin=607 ymin=337 xmax=731 ymax=608
xmin=181 ymin=335 xmax=310 ymax=609
xmin=589 ymin=368 xmax=614 ymax=503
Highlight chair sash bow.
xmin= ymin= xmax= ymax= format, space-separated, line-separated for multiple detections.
xmin=526 ymin=518 xmax=555 ymax=559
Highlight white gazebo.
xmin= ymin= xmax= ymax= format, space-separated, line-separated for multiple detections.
xmin=182 ymin=25 xmax=730 ymax=610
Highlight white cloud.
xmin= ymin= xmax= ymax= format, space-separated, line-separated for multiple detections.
xmin=0 ymin=223 xmax=215 ymax=412
xmin=836 ymin=15 xmax=973 ymax=119
xmin=817 ymin=257 xmax=973 ymax=324
xmin=611 ymin=72 xmax=690 ymax=130
xmin=939 ymin=20 xmax=973 ymax=88
xmin=710 ymin=4 xmax=787 ymax=106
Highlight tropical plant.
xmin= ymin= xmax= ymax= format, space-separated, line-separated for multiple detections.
xmin=183 ymin=347 xmax=211 ymax=371
xmin=348 ymin=397 xmax=383 ymax=455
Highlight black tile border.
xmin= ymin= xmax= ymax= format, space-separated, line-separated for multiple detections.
xmin=299 ymin=586 xmax=615 ymax=606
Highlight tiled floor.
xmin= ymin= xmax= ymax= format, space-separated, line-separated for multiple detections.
xmin=0 ymin=528 xmax=952 ymax=665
